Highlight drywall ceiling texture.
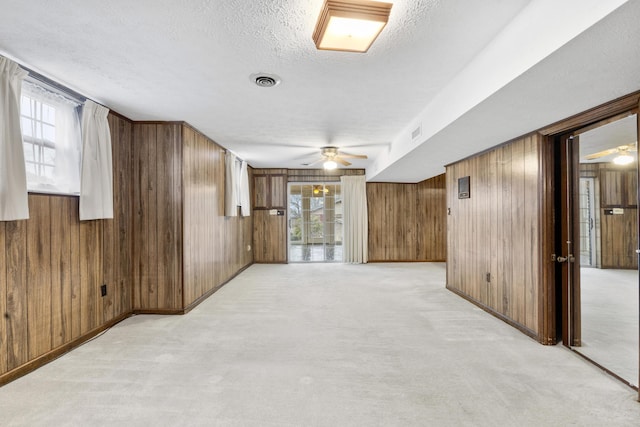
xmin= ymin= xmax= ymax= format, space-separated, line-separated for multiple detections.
xmin=0 ymin=0 xmax=637 ymax=181
xmin=0 ymin=0 xmax=530 ymax=175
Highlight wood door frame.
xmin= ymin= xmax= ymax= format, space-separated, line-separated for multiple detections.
xmin=539 ymin=92 xmax=640 ymax=398
xmin=538 ymin=90 xmax=640 ymax=344
xmin=557 ymin=132 xmax=582 ymax=347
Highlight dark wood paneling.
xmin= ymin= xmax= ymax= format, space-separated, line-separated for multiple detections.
xmin=254 ymin=175 xmax=268 ymax=209
xmin=367 ymin=183 xmax=417 ymax=261
xmin=270 ymin=175 xmax=287 ymax=209
xmin=156 ymin=124 xmax=182 ymax=309
xmin=133 ymin=124 xmax=158 ymax=310
xmin=416 ymin=174 xmax=447 ymax=261
xmin=26 ymin=195 xmax=52 ymax=360
xmin=447 ymin=134 xmax=543 ymax=338
xmin=50 ymin=197 xmax=73 ymax=348
xmin=1 ymin=112 xmax=134 ymax=383
xmin=253 ymin=210 xmax=287 ymax=263
xmin=287 ymin=168 xmax=364 ymax=182
xmin=182 ymin=125 xmax=253 ymax=305
xmin=0 ymin=221 xmax=6 ymax=374
xmin=601 ymin=170 xmax=624 ymax=207
xmin=252 ymin=169 xmax=288 ymax=263
xmin=601 ymin=208 xmax=638 ymax=269
xmin=105 ymin=113 xmax=134 ymax=320
xmin=367 ymin=175 xmax=446 ymax=262
xmin=5 ymin=220 xmax=28 ymax=370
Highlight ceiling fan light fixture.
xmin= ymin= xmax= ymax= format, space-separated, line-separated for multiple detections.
xmin=324 ymin=160 xmax=338 ymax=170
xmin=313 ymin=0 xmax=393 ymax=53
xmin=613 ymin=153 xmax=634 ymax=165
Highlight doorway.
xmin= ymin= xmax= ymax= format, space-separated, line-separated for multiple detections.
xmin=554 ymin=113 xmax=639 ymax=388
xmin=288 ymin=182 xmax=342 ymax=262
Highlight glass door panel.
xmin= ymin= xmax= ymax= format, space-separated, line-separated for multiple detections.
xmin=288 ymin=182 xmax=342 ymax=262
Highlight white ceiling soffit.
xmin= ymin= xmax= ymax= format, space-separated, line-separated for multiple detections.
xmin=369 ymin=0 xmax=639 ymax=182
xmin=0 ymin=1 xmax=637 ymax=182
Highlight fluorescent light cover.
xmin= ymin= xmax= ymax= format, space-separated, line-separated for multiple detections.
xmin=613 ymin=153 xmax=634 ymax=165
xmin=319 ymin=16 xmax=386 ymax=52
xmin=313 ymin=0 xmax=393 ymax=53
xmin=324 ymin=160 xmax=338 ymax=170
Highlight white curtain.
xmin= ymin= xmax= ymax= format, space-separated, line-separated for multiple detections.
xmin=0 ymin=57 xmax=29 ymax=221
xmin=239 ymin=160 xmax=251 ymax=216
xmin=341 ymin=175 xmax=368 ymax=263
xmin=80 ymin=100 xmax=113 ymax=220
xmin=22 ymin=80 xmax=81 ymax=195
xmin=225 ymin=151 xmax=238 ymax=216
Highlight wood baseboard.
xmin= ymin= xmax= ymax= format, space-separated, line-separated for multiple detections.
xmin=0 ymin=312 xmax=131 ymax=387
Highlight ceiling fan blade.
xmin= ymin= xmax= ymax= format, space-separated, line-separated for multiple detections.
xmin=335 ymin=157 xmax=352 ymax=166
xmin=584 ymin=147 xmax=620 ymax=160
xmin=618 ymin=144 xmax=637 ymax=152
xmin=339 ymin=151 xmax=368 ymax=159
xmin=302 ymin=157 xmax=325 ymax=166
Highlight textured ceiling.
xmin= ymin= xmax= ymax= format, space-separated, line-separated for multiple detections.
xmin=0 ymin=0 xmax=638 ymax=181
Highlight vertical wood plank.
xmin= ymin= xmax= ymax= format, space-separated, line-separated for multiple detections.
xmin=79 ymin=219 xmax=102 ymax=334
xmin=133 ymin=124 xmax=157 ymax=310
xmin=156 ymin=124 xmax=182 ymax=309
xmin=69 ymin=197 xmax=81 ymax=340
xmin=0 ymin=221 xmax=6 ymax=374
xmin=111 ymin=114 xmax=134 ymax=315
xmin=26 ymin=195 xmax=52 ymax=360
xmin=511 ymin=137 xmax=526 ymax=325
xmin=524 ymin=135 xmax=540 ymax=331
xmin=5 ymin=219 xmax=28 ymax=370
xmin=50 ymin=196 xmax=72 ymax=348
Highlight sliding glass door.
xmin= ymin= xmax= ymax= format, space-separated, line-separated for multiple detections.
xmin=288 ymin=183 xmax=342 ymax=262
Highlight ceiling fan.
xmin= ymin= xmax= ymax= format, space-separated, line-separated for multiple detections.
xmin=302 ymin=146 xmax=368 ymax=169
xmin=584 ymin=143 xmax=637 ymax=165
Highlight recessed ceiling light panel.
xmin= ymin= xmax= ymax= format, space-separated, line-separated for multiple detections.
xmin=313 ymin=0 xmax=393 ymax=53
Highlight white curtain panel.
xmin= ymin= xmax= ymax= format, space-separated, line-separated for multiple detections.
xmin=341 ymin=175 xmax=368 ymax=263
xmin=240 ymin=160 xmax=251 ymax=217
xmin=22 ymin=80 xmax=81 ymax=195
xmin=0 ymin=57 xmax=29 ymax=221
xmin=80 ymin=100 xmax=113 ymax=220
xmin=225 ymin=151 xmax=238 ymax=216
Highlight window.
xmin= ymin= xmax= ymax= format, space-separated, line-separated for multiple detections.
xmin=20 ymin=79 xmax=82 ymax=195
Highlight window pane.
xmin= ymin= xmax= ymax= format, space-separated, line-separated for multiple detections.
xmin=23 ymin=143 xmax=34 ymax=162
xmin=44 ymin=147 xmax=55 ymax=164
xmin=21 ymin=117 xmax=34 ymax=137
xmin=43 ymin=124 xmax=55 ymax=142
xmin=21 ymin=96 xmax=32 ymax=116
xmin=42 ymin=104 xmax=55 ymax=124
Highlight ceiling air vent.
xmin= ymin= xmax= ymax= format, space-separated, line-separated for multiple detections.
xmin=251 ymin=73 xmax=281 ymax=88
xmin=412 ymin=124 xmax=422 ymax=141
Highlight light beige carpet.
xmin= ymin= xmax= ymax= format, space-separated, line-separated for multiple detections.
xmin=0 ymin=263 xmax=638 ymax=426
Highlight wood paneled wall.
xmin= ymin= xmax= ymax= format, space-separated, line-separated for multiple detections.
xmin=252 ymin=169 xmax=288 ymax=263
xmin=132 ymin=123 xmax=253 ymax=311
xmin=446 ymin=134 xmax=543 ymax=339
xmin=182 ymin=125 xmax=253 ymax=306
xmin=252 ymin=169 xmax=445 ymax=263
xmin=132 ymin=123 xmax=183 ymax=311
xmin=367 ymin=174 xmax=446 ymax=262
xmin=581 ymin=162 xmax=638 ymax=269
xmin=0 ymin=113 xmax=133 ymax=384
xmin=287 ymin=168 xmax=365 ymax=182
